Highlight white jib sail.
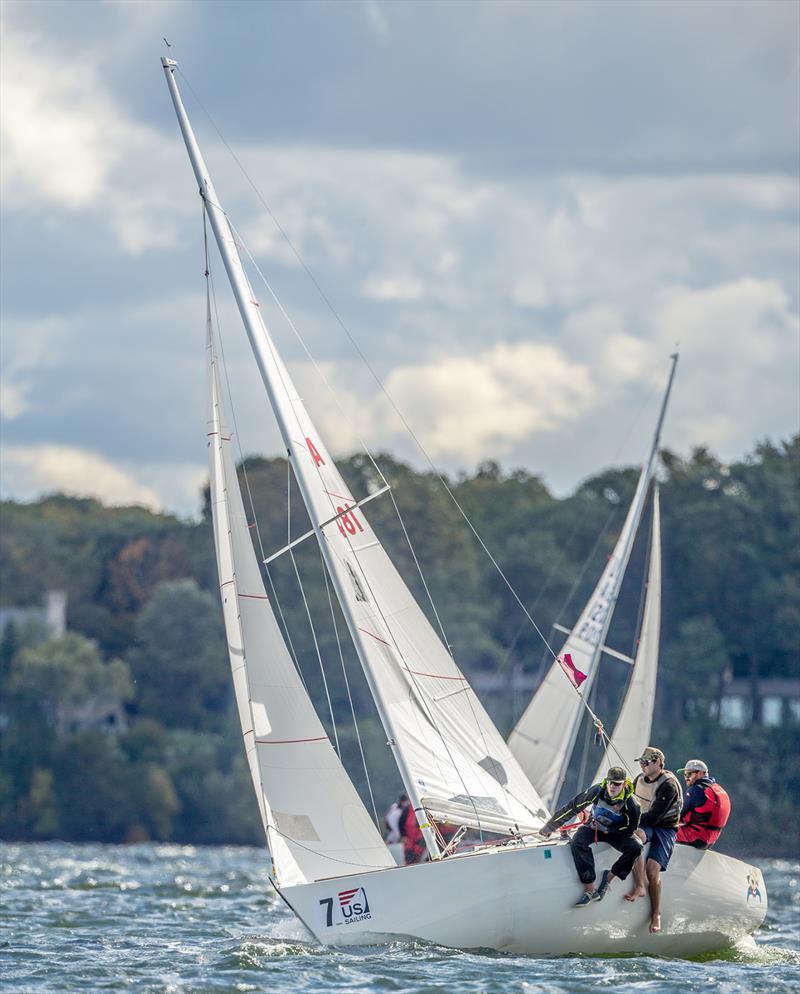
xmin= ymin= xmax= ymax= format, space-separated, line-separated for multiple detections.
xmin=508 ymin=356 xmax=677 ymax=808
xmin=285 ymin=419 xmax=550 ymax=836
xmin=592 ymin=485 xmax=661 ymax=784
xmin=163 ymin=59 xmax=548 ymax=842
xmin=207 ymin=326 xmax=394 ymax=886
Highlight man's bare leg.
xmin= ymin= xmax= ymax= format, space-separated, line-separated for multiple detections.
xmin=625 ymin=830 xmax=647 ymax=901
xmin=646 ymin=858 xmax=662 ymax=932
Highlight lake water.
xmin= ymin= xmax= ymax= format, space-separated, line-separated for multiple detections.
xmin=2 ymin=843 xmax=797 ymax=993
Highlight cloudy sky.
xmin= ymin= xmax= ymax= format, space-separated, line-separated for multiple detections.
xmin=2 ymin=0 xmax=798 ymax=518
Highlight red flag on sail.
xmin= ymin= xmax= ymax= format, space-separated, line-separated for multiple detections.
xmin=558 ymin=652 xmax=587 ymax=689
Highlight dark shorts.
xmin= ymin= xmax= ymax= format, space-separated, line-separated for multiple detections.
xmin=641 ymin=825 xmax=677 ymax=871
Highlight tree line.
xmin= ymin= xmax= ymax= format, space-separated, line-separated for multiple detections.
xmin=0 ymin=436 xmax=797 ymax=854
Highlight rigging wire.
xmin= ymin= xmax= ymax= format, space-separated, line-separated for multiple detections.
xmin=502 ymin=496 xmax=623 ymax=689
xmin=319 ymin=548 xmax=382 ymax=830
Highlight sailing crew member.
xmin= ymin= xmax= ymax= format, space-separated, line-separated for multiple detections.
xmin=538 ymin=766 xmax=642 ymax=908
xmin=676 ymin=759 xmax=731 ymax=849
xmin=399 ymin=799 xmax=425 ymax=865
xmin=626 ymin=746 xmax=682 ymax=934
xmin=385 ymin=794 xmax=407 ymax=844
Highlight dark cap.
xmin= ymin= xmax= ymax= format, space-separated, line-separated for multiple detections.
xmin=635 ymin=746 xmax=665 ymax=764
xmin=606 ymin=766 xmax=627 ymax=782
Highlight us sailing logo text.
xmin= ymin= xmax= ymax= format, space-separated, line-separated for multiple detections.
xmin=319 ymin=887 xmax=372 ymax=927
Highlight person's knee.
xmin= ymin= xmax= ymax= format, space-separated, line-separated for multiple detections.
xmin=646 ymin=859 xmax=661 ymax=881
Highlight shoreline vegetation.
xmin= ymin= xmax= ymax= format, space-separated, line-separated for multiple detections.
xmin=0 ymin=438 xmax=797 ymax=857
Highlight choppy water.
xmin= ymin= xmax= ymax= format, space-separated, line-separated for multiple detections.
xmin=1 ymin=844 xmax=797 ymax=993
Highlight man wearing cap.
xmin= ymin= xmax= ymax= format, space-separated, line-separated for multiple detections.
xmin=538 ymin=766 xmax=642 ymax=908
xmin=626 ymin=746 xmax=682 ymax=933
xmin=677 ymin=759 xmax=731 ymax=849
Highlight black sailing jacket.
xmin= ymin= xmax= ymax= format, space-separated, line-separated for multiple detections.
xmin=542 ymin=781 xmax=641 ymax=837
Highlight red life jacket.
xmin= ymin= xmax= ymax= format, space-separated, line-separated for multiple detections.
xmin=677 ymin=782 xmax=731 ymax=848
xmin=402 ymin=808 xmax=425 ymax=864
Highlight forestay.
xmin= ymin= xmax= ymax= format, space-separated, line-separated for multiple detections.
xmin=508 ymin=357 xmax=677 ymax=808
xmin=591 ymin=486 xmax=661 ymax=783
xmin=207 ymin=325 xmax=393 ymax=886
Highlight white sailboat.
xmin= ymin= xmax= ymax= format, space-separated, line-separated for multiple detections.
xmin=508 ymin=363 xmax=675 ymax=807
xmin=163 ymin=57 xmax=767 ymax=956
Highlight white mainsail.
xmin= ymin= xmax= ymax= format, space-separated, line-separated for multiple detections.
xmin=163 ymin=59 xmax=548 ymax=855
xmin=508 ymin=357 xmax=677 ymax=808
xmin=207 ymin=321 xmax=393 ymax=886
xmin=591 ymin=485 xmax=661 ymax=783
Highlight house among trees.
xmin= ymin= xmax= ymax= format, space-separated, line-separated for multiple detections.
xmin=716 ymin=677 xmax=800 ymax=729
xmin=0 ymin=590 xmax=67 ymax=642
xmin=0 ymin=590 xmax=129 ymax=736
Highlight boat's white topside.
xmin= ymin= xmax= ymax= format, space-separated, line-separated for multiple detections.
xmin=281 ymin=837 xmax=768 ymax=957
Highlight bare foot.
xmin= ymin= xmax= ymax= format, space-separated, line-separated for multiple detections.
xmin=624 ymin=888 xmax=646 ymax=902
xmin=649 ymin=913 xmax=662 ymax=933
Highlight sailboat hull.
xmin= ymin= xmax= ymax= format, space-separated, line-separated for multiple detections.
xmin=282 ymin=840 xmax=767 ymax=957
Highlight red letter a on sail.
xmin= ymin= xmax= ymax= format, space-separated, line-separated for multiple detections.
xmin=306 ymin=437 xmax=325 ymax=467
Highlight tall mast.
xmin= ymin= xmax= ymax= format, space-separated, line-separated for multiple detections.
xmin=161 ymin=58 xmax=441 ymax=858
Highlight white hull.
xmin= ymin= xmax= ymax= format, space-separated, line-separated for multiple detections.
xmin=282 ymin=839 xmax=767 ymax=957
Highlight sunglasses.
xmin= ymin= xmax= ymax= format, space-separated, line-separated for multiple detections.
xmin=639 ymin=759 xmax=657 ymax=765
xmin=607 ymin=780 xmax=624 ymax=787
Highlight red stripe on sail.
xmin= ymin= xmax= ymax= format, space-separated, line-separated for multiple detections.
xmin=254 ymin=736 xmax=328 ymax=745
xmin=404 ymin=667 xmax=466 ymax=682
xmin=358 ymin=627 xmax=391 ymax=647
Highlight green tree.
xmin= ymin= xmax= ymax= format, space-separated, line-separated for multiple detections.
xmin=660 ymin=616 xmax=731 ymax=723
xmin=23 ymin=769 xmax=60 ymax=839
xmin=50 ymin=731 xmax=133 ymax=841
xmin=10 ymin=632 xmax=132 ymax=734
xmin=126 ymin=580 xmax=229 ymax=730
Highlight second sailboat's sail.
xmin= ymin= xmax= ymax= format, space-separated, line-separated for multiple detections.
xmin=590 ymin=485 xmax=662 ymax=783
xmin=508 ymin=357 xmax=677 ymax=808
